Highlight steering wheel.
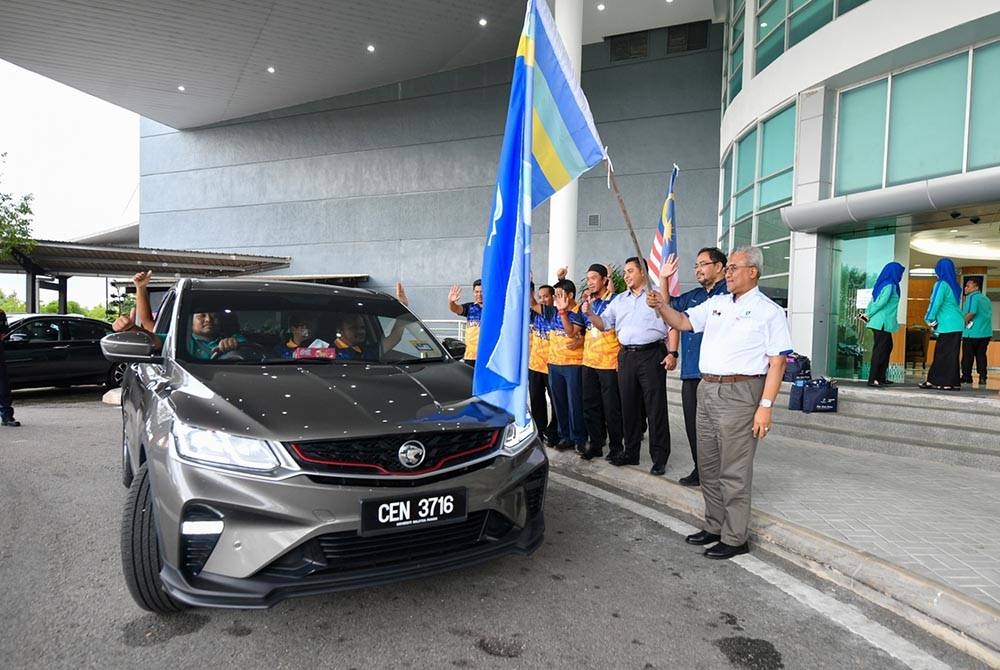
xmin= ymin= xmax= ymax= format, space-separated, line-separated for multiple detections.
xmin=210 ymin=343 xmax=266 ymax=361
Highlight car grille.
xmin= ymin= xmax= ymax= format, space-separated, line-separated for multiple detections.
xmin=287 ymin=429 xmax=501 ymax=476
xmin=261 ymin=510 xmax=516 ymax=578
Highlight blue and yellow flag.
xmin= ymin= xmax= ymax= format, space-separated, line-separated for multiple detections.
xmin=473 ymin=0 xmax=605 ymax=426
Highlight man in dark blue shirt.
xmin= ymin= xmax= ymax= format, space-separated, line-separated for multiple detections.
xmin=668 ymin=247 xmax=728 ymax=486
xmin=0 ymin=309 xmax=19 ymax=427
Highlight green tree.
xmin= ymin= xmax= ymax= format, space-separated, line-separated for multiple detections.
xmin=40 ymin=299 xmax=87 ymax=315
xmin=0 ymin=152 xmax=35 ymax=261
xmin=0 ymin=288 xmax=26 ymax=313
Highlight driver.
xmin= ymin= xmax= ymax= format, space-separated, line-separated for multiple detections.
xmin=188 ymin=312 xmax=246 ymax=360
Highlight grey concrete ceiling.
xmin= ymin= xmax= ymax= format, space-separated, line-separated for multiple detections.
xmin=0 ymin=0 xmax=717 ymax=129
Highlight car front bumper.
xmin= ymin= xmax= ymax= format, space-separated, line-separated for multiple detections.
xmin=149 ymin=439 xmax=547 ymax=609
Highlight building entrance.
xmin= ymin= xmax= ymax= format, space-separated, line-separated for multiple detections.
xmin=827 ymin=212 xmax=1000 ymax=386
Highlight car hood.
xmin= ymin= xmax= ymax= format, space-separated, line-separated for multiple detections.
xmin=167 ymin=360 xmax=509 ymax=441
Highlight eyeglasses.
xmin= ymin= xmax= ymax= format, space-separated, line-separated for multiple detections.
xmin=693 ymin=261 xmax=720 ymax=270
xmin=723 ymin=264 xmax=754 ymax=274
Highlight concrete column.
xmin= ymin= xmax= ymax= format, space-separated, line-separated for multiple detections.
xmin=788 ymin=85 xmax=836 ymax=371
xmin=547 ymin=0 xmax=583 ymax=282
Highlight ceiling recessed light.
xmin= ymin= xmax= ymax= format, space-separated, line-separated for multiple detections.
xmin=914 ymin=264 xmax=921 ymax=267
xmin=760 ymin=22 xmax=768 ymax=28
xmin=266 ymin=65 xmax=276 ymax=74
xmin=478 ymin=17 xmax=487 ymax=26
xmin=366 ymin=44 xmax=375 ymax=53
xmin=597 ymin=3 xmax=605 ymax=10
xmin=973 ymin=240 xmax=982 ymax=244
xmin=666 ymin=0 xmax=674 ymax=3
xmin=949 ymin=229 xmax=958 ymax=233
xmin=176 ymin=85 xmax=185 ymax=92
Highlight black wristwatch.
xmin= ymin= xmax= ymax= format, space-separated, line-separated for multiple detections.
xmin=666 ymin=351 xmax=679 ymax=358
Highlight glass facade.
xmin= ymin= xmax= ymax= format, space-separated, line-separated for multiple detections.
xmin=755 ymin=0 xmax=869 ymax=76
xmin=726 ymin=0 xmax=746 ymax=105
xmin=719 ymin=104 xmax=796 ymax=306
xmin=969 ymin=40 xmax=1000 ymax=170
xmin=828 ymin=231 xmax=899 ymax=380
xmin=835 ymin=40 xmax=1000 ymax=196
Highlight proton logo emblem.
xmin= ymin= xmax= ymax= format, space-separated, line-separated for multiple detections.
xmin=398 ymin=440 xmax=426 ymax=469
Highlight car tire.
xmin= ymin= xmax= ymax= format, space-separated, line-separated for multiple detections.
xmin=106 ymin=362 xmax=128 ymax=388
xmin=121 ymin=463 xmax=185 ymax=614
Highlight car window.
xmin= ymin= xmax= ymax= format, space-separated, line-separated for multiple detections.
xmin=153 ymin=291 xmax=176 ymax=336
xmin=12 ymin=319 xmax=62 ymax=342
xmin=175 ymin=289 xmax=446 ymax=364
xmin=66 ymin=320 xmax=112 ymax=341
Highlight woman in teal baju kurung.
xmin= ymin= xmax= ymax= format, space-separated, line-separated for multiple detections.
xmin=920 ymin=258 xmax=965 ymax=390
xmin=864 ymin=262 xmax=905 ymax=387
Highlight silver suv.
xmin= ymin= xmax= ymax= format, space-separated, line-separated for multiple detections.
xmin=102 ymin=279 xmax=547 ymax=612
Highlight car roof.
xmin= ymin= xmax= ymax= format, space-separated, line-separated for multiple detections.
xmin=184 ymin=278 xmax=393 ymax=300
xmin=8 ymin=313 xmax=110 ymax=324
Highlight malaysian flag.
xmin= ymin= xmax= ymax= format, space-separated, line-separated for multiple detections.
xmin=647 ymin=164 xmax=680 ymax=297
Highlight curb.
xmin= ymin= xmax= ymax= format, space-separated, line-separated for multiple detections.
xmin=101 ymin=388 xmax=122 ymax=406
xmin=545 ymin=446 xmax=1000 ymax=667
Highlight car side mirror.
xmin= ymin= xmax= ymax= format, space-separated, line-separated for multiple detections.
xmin=101 ymin=331 xmax=163 ymax=363
xmin=7 ymin=333 xmax=27 ymax=342
xmin=441 ymin=337 xmax=466 ymax=360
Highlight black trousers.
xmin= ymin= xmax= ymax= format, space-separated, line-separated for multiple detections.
xmin=961 ymin=337 xmax=990 ymax=382
xmin=0 ymin=344 xmax=14 ymax=422
xmin=868 ymin=328 xmax=893 ymax=384
xmin=528 ymin=370 xmax=559 ymax=441
xmin=617 ymin=344 xmax=670 ymax=467
xmin=582 ymin=366 xmax=624 ymax=455
xmin=681 ymin=378 xmax=700 ymax=471
xmin=927 ymin=331 xmax=962 ymax=387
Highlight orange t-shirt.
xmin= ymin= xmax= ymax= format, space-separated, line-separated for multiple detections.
xmin=583 ymin=291 xmax=620 ymax=370
xmin=546 ymin=305 xmax=584 ymax=366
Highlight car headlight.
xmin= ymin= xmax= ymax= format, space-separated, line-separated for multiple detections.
xmin=172 ymin=422 xmax=280 ymax=472
xmin=500 ymin=417 xmax=537 ymax=457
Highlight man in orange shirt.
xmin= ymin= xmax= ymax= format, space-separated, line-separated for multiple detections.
xmin=580 ymin=264 xmax=623 ymax=461
xmin=548 ymin=279 xmax=586 ymax=451
xmin=448 ymin=279 xmax=483 ymax=366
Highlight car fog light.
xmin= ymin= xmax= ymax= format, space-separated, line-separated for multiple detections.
xmin=181 ymin=520 xmax=225 ymax=535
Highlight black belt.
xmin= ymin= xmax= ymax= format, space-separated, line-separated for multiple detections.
xmin=620 ymin=341 xmax=663 ymax=352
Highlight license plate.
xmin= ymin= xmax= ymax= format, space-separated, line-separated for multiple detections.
xmin=360 ymin=488 xmax=467 ymax=536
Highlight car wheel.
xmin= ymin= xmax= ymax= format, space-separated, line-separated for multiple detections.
xmin=121 ymin=463 xmax=185 ymax=614
xmin=107 ymin=362 xmax=128 ymax=388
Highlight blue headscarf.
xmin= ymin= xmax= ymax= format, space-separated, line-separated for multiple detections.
xmin=871 ymin=262 xmax=905 ymax=302
xmin=934 ymin=258 xmax=962 ymax=303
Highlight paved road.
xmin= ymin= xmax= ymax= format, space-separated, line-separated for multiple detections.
xmin=0 ymin=391 xmax=983 ymax=669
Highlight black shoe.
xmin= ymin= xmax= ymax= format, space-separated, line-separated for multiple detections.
xmin=961 ymin=376 xmax=974 ymax=384
xmin=605 ymin=449 xmax=623 ymax=462
xmin=649 ymin=464 xmax=666 ymax=476
xmin=609 ymin=454 xmax=640 ymax=467
xmin=704 ymin=541 xmax=749 ymax=559
xmin=685 ymin=531 xmax=720 ymax=545
xmin=1 ymin=419 xmax=21 ymax=427
xmin=580 ymin=445 xmax=603 ymax=461
xmin=554 ymin=440 xmax=574 ymax=451
xmin=980 ymin=378 xmax=988 ymax=385
xmin=679 ymin=470 xmax=700 ymax=486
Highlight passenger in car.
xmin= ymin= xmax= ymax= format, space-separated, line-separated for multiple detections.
xmin=333 ymin=314 xmax=379 ymax=360
xmin=272 ymin=314 xmax=317 ymax=359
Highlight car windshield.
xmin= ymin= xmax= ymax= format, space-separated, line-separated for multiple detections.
xmin=175 ymin=288 xmax=446 ymax=364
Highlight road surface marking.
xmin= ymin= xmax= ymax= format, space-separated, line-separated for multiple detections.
xmin=550 ymin=473 xmax=950 ymax=670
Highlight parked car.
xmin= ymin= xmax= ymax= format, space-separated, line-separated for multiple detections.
xmin=101 ymin=278 xmax=547 ymax=613
xmin=2 ymin=313 xmax=126 ymax=389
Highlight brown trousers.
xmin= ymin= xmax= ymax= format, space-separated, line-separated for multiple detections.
xmin=695 ymin=377 xmax=765 ymax=545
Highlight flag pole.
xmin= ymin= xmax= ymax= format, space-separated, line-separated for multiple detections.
xmin=606 ymin=160 xmax=656 ymax=291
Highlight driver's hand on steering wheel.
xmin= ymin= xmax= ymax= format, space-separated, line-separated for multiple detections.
xmin=213 ymin=337 xmax=240 ymax=355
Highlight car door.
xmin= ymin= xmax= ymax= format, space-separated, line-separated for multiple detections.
xmin=3 ymin=317 xmax=70 ymax=386
xmin=65 ymin=318 xmax=115 ymax=381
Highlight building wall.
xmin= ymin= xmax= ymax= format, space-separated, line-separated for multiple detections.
xmin=139 ymin=25 xmax=724 ymax=319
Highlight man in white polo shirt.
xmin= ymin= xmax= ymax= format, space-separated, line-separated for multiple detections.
xmin=649 ymin=246 xmax=792 ymax=559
